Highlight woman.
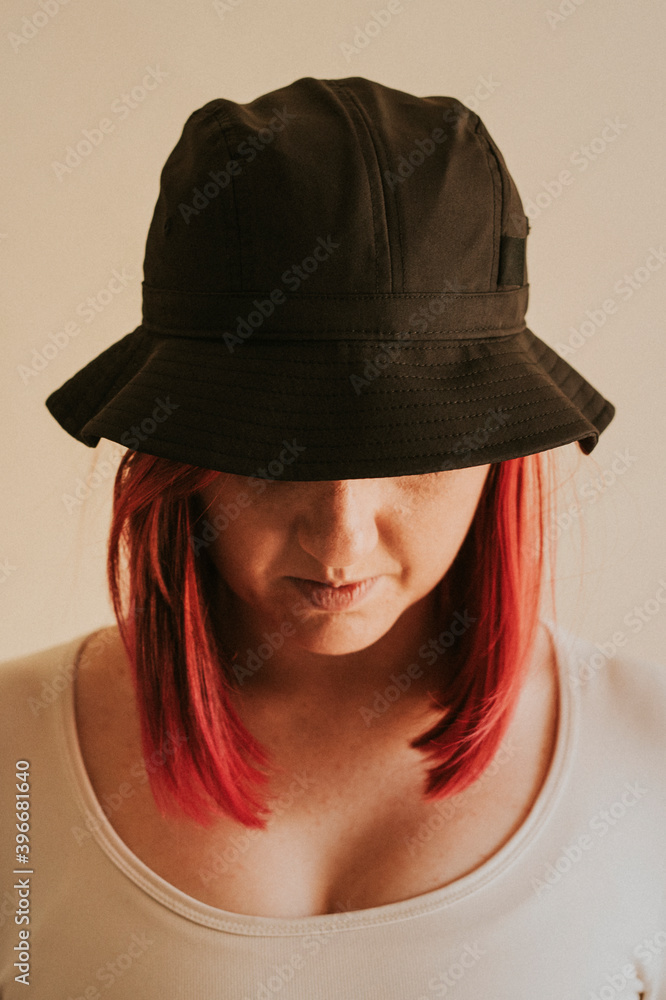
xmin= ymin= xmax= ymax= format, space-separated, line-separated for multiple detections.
xmin=2 ymin=76 xmax=664 ymax=999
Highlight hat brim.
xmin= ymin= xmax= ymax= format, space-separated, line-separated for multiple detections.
xmin=45 ymin=325 xmax=614 ymax=480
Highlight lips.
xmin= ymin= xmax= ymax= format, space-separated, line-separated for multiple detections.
xmin=288 ymin=576 xmax=380 ymax=611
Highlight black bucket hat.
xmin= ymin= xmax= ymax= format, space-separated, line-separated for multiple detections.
xmin=45 ymin=75 xmax=615 ymax=480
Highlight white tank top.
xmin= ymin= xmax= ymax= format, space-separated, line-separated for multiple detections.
xmin=1 ymin=619 xmax=664 ymax=999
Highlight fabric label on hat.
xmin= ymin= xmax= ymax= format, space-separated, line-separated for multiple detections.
xmin=497 ymin=235 xmax=525 ymax=287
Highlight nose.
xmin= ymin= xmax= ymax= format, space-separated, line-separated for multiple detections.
xmin=295 ymin=480 xmax=379 ymax=571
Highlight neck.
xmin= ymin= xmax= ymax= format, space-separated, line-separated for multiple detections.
xmin=211 ymin=580 xmax=456 ymax=719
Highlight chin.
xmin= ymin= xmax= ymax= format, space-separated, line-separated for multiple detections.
xmin=288 ymin=613 xmax=394 ymax=657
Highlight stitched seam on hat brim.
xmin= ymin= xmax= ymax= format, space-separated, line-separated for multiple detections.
xmin=526 ymin=338 xmax=605 ymax=412
xmin=556 ymin=375 xmax=602 ymax=417
xmin=88 ymin=415 xmax=593 ymax=459
xmin=128 ymin=347 xmax=569 ymax=401
xmin=95 ymin=397 xmax=584 ymax=434
xmin=136 ymin=347 xmax=595 ymax=400
xmin=91 ymin=332 xmax=602 ymax=422
xmin=153 ymin=355 xmax=526 ymax=374
xmin=141 ymin=286 xmax=525 ymax=300
xmin=133 ymin=351 xmax=539 ymax=381
xmin=135 ymin=340 xmax=599 ymax=411
xmin=109 ymin=382 xmax=565 ymax=415
xmin=74 ymin=330 xmax=147 ymax=423
xmin=585 ymin=398 xmax=614 ymax=433
xmin=135 ymin=342 xmax=564 ymax=379
xmin=142 ymin=328 xmax=525 ymax=340
xmin=136 ymin=365 xmax=536 ymax=396
xmin=244 ymin=417 xmax=590 ymax=458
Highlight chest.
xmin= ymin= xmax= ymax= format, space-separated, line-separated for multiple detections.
xmin=75 ymin=685 xmax=556 ymax=919
xmin=187 ymin=743 xmax=536 ymax=918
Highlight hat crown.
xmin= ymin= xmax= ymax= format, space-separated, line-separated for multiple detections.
xmin=144 ymin=76 xmax=528 ymax=298
xmin=45 ymin=76 xmax=614 ymax=476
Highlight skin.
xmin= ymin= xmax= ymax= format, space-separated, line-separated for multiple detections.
xmin=72 ymin=462 xmax=559 ymax=916
xmin=197 ymin=466 xmax=492 ymax=717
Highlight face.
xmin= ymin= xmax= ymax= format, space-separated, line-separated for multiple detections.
xmin=196 ymin=466 xmax=491 ymax=658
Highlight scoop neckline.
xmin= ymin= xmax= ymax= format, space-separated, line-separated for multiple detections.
xmin=59 ymin=616 xmax=578 ymax=937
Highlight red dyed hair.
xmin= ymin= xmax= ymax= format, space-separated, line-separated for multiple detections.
xmin=107 ymin=450 xmax=557 ymax=828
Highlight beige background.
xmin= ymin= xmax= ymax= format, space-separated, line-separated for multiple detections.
xmin=1 ymin=0 xmax=664 ymax=662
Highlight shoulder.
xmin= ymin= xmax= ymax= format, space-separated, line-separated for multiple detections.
xmin=547 ymin=618 xmax=666 ymax=750
xmin=0 ymin=627 xmax=117 ymax=729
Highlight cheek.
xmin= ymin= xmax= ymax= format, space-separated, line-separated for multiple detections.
xmin=398 ymin=472 xmax=488 ymax=580
xmin=219 ymin=519 xmax=274 ymax=587
xmin=195 ymin=485 xmax=272 ymax=584
xmin=400 ymin=514 xmax=461 ymax=584
xmin=196 ymin=484 xmax=307 ymax=605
